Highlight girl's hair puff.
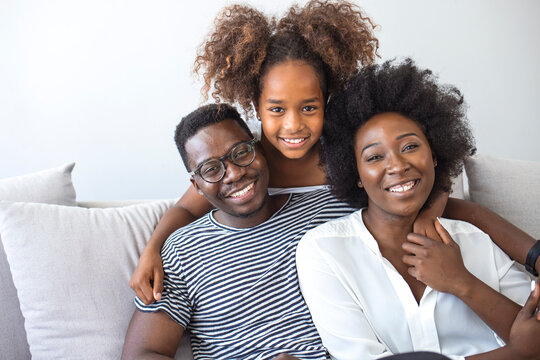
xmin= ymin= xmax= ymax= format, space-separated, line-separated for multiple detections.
xmin=194 ymin=0 xmax=379 ymax=116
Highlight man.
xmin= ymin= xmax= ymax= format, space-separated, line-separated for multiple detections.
xmin=122 ymin=104 xmax=452 ymax=360
xmin=122 ymin=103 xmax=355 ymax=359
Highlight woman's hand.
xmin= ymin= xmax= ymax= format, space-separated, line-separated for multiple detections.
xmin=506 ymin=282 xmax=540 ymax=360
xmin=403 ymin=219 xmax=474 ymax=296
xmin=129 ymin=246 xmax=164 ymax=305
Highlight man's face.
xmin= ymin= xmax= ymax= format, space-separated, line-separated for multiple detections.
xmin=186 ymin=119 xmax=270 ymax=227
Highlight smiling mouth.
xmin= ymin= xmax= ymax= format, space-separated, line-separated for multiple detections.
xmin=386 ymin=180 xmax=419 ymax=193
xmin=229 ymin=182 xmax=255 ymax=198
xmin=280 ymin=136 xmax=309 ymax=145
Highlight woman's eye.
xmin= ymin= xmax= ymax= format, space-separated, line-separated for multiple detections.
xmin=366 ymin=155 xmax=382 ymax=162
xmin=403 ymin=144 xmax=419 ymax=152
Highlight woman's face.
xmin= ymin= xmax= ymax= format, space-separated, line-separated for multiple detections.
xmin=354 ymin=112 xmax=436 ymax=219
xmin=257 ymin=60 xmax=325 ymax=160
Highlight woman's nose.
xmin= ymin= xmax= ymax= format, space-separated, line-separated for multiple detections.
xmin=386 ymin=153 xmax=410 ymax=174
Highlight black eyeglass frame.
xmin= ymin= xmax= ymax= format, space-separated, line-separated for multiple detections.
xmin=188 ymin=139 xmax=257 ymax=183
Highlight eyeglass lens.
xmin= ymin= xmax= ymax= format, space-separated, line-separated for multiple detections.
xmin=199 ymin=142 xmax=255 ymax=182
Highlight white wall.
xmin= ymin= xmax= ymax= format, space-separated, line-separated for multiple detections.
xmin=1 ymin=0 xmax=539 ymax=200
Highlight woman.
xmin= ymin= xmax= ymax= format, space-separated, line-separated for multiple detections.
xmin=296 ymin=59 xmax=540 ymax=360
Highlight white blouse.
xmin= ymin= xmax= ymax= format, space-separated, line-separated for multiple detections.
xmin=296 ymin=209 xmax=531 ymax=360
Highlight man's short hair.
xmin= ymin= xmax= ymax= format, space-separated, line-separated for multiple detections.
xmin=174 ymin=103 xmax=253 ymax=170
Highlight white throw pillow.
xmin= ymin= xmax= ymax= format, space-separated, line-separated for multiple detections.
xmin=465 ymin=154 xmax=540 ymax=238
xmin=0 ymin=200 xmax=194 ymax=359
xmin=0 ymin=162 xmax=77 ymax=205
xmin=0 ymin=162 xmax=77 ymax=360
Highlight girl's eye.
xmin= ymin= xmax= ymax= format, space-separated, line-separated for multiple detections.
xmin=269 ymin=107 xmax=284 ymax=113
xmin=302 ymin=105 xmax=316 ymax=112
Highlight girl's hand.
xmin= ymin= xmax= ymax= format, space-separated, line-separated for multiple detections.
xmin=129 ymin=246 xmax=164 ymax=305
xmin=403 ymin=219 xmax=474 ymax=295
xmin=506 ymin=282 xmax=540 ymax=360
xmin=413 ymin=191 xmax=449 ymax=242
xmin=413 ymin=211 xmax=442 ymax=242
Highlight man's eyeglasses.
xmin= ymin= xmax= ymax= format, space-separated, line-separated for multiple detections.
xmin=189 ymin=139 xmax=257 ymax=183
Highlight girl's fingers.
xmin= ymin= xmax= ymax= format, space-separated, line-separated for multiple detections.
xmin=434 ymin=218 xmax=454 ymax=246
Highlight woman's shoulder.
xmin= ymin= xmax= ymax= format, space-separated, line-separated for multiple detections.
xmin=302 ymin=208 xmax=365 ymax=240
xmin=438 ymin=217 xmax=488 ymax=239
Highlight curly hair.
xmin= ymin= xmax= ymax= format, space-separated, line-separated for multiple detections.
xmin=323 ymin=59 xmax=476 ymax=208
xmin=194 ymin=0 xmax=379 ymax=116
xmin=175 ymin=103 xmax=252 ymax=171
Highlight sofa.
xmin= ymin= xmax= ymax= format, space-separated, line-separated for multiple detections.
xmin=1 ymin=156 xmax=538 ymax=359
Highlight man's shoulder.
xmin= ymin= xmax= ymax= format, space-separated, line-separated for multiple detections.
xmin=279 ymin=189 xmax=356 ymax=228
xmin=287 ymin=188 xmax=353 ymax=210
xmin=163 ymin=215 xmax=216 ymax=249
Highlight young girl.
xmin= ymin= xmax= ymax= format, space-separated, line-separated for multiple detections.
xmin=130 ymin=0 xmax=538 ymax=305
xmin=296 ymin=59 xmax=540 ymax=360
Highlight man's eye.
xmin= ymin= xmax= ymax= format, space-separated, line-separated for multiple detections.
xmin=201 ymin=164 xmax=220 ymax=175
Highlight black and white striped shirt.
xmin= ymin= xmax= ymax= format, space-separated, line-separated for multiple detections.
xmin=135 ymin=189 xmax=355 ymax=360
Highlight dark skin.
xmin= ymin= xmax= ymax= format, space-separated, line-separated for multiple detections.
xmin=130 ymin=60 xmax=539 ymax=305
xmin=403 ymin=220 xmax=520 ymax=343
xmin=123 ymin=120 xmax=300 ymax=360
xmin=444 ymin=197 xmax=540 ymax=275
xmin=356 ymin=113 xmax=539 ymax=359
xmin=122 ymin=310 xmax=183 ymax=360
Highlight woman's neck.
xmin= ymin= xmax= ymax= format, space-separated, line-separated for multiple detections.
xmin=362 ymin=207 xmax=418 ymax=250
xmin=362 ymin=206 xmax=426 ymax=304
xmin=260 ymin=135 xmax=327 ymax=188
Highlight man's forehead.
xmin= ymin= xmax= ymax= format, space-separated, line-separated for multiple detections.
xmin=185 ymin=120 xmax=251 ymax=165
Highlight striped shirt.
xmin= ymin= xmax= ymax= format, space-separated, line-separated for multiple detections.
xmin=135 ymin=189 xmax=355 ymax=360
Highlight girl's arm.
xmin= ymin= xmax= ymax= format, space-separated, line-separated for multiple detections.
xmin=444 ymin=198 xmax=538 ymax=274
xmin=129 ymin=186 xmax=213 ymax=305
xmin=413 ymin=191 xmax=449 ymax=241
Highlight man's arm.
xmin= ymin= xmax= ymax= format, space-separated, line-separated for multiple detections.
xmin=122 ymin=309 xmax=184 ymax=360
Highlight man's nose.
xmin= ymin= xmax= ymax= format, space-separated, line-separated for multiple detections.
xmin=221 ymin=160 xmax=247 ymax=184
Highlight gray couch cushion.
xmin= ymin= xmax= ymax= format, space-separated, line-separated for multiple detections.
xmin=465 ymin=155 xmax=540 ymax=239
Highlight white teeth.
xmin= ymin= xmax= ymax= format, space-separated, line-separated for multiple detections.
xmin=388 ymin=180 xmax=416 ymax=193
xmin=282 ymin=138 xmax=306 ymax=144
xmin=230 ymin=183 xmax=254 ymax=198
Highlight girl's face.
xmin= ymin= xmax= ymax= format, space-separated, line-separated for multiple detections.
xmin=354 ymin=112 xmax=436 ymax=219
xmin=257 ymin=60 xmax=325 ymax=160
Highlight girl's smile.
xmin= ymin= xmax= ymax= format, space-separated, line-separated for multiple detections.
xmin=257 ymin=60 xmax=325 ymax=160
